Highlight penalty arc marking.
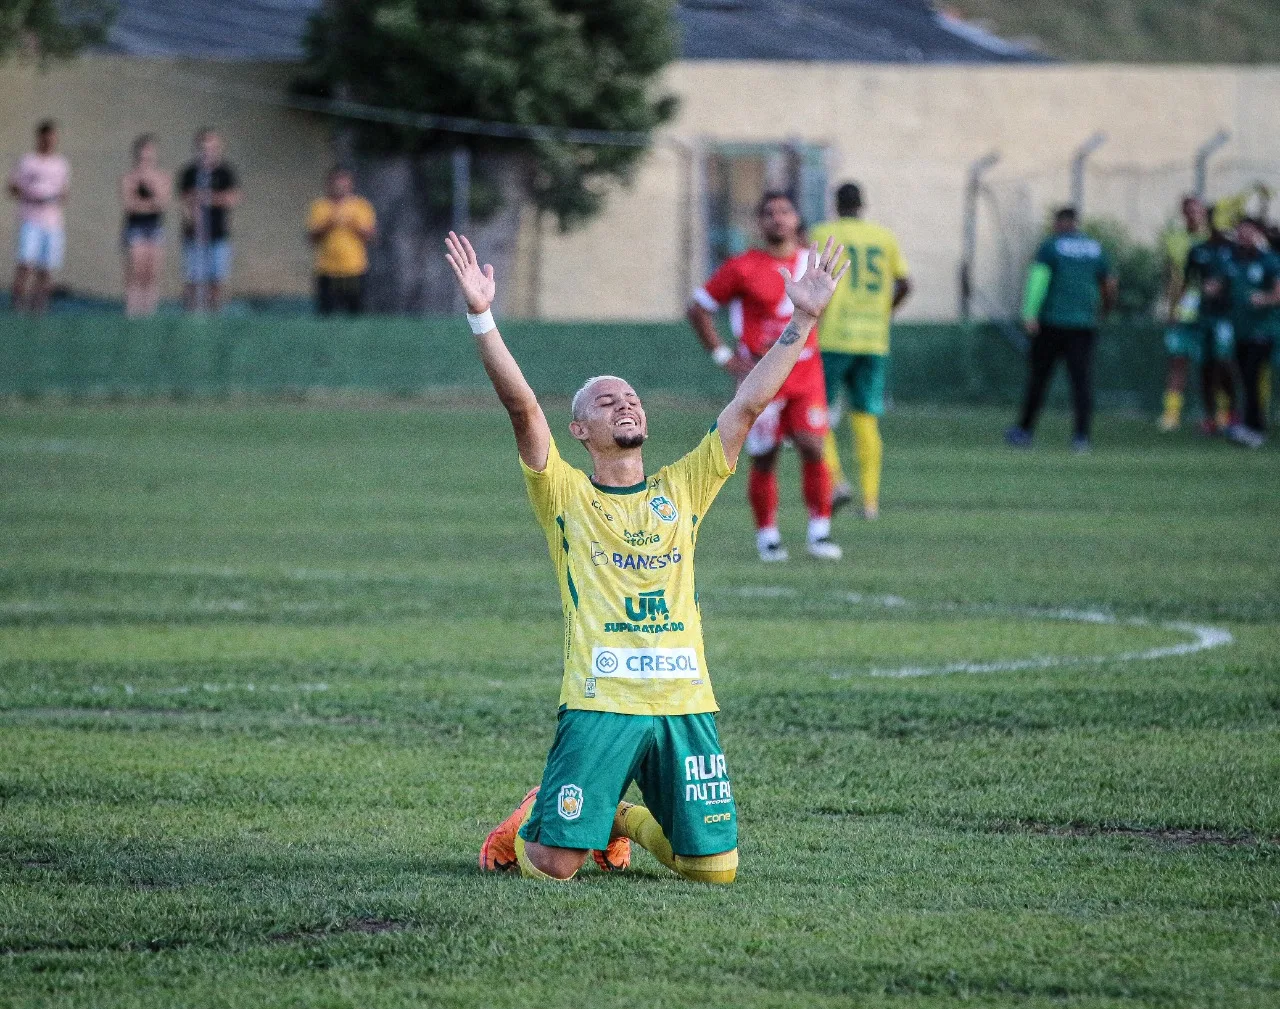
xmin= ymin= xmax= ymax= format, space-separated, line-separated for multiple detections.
xmin=730 ymin=587 xmax=1234 ymax=680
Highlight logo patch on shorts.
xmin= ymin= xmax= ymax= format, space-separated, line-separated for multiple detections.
xmin=558 ymin=784 xmax=584 ymax=820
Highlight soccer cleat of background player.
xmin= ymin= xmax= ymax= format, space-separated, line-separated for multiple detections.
xmin=810 ymin=183 xmax=912 ymax=521
xmin=687 ymin=192 xmax=842 ymax=562
xmin=447 ymin=230 xmax=848 ymax=884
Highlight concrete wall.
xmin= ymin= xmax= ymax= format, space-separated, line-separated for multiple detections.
xmin=2 ymin=57 xmax=1278 ymax=319
xmin=0 ymin=58 xmax=332 ymax=302
xmin=539 ymin=63 xmax=1280 ymax=321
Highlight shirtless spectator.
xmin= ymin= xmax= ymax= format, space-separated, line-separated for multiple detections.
xmin=7 ymin=120 xmax=70 ymax=314
xmin=119 ymin=134 xmax=172 ymax=318
xmin=179 ymin=129 xmax=240 ymax=312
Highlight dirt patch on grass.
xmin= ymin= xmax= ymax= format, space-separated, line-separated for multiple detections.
xmin=270 ymin=917 xmax=409 ymax=943
xmin=996 ymin=820 xmax=1279 ymax=847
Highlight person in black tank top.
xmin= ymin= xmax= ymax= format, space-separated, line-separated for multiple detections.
xmin=119 ymin=134 xmax=171 ymax=317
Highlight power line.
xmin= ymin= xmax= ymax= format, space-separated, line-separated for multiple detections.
xmin=136 ymin=66 xmax=657 ymax=148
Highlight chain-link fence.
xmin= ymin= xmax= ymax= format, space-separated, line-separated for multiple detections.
xmin=971 ymin=157 xmax=1280 ymax=322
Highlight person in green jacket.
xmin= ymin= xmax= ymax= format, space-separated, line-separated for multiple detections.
xmin=1006 ymin=207 xmax=1118 ymax=452
xmin=1222 ymin=217 xmax=1280 ymax=448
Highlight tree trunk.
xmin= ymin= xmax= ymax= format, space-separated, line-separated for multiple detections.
xmin=356 ymin=151 xmax=527 ymax=315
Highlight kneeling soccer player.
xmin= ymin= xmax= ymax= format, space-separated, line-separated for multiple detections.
xmin=445 ymin=230 xmax=848 ymax=882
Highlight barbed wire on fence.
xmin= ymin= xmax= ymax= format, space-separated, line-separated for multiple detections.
xmin=972 ymin=157 xmax=1280 ymax=320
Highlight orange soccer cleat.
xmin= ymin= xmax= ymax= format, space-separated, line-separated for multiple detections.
xmin=592 ymin=801 xmax=633 ymax=872
xmin=479 ymin=786 xmax=540 ymax=873
xmin=592 ymin=835 xmax=631 ymax=872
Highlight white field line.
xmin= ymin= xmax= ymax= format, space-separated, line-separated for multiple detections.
xmin=730 ymin=587 xmax=1235 ymax=680
xmin=0 ymin=581 xmax=1235 ymax=687
xmin=860 ymin=623 xmax=1233 ymax=679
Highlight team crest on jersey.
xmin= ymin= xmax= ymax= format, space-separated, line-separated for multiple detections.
xmin=558 ymin=784 xmax=584 ymax=821
xmin=649 ymin=495 xmax=678 ymax=523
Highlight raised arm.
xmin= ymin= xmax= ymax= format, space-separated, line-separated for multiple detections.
xmin=716 ymin=237 xmax=847 ymax=468
xmin=445 ymin=231 xmax=550 ymax=470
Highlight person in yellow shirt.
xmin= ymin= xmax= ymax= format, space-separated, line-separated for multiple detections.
xmin=307 ymin=167 xmax=376 ymax=315
xmin=810 ymin=183 xmax=911 ymax=520
xmin=444 ymin=229 xmax=849 ymax=883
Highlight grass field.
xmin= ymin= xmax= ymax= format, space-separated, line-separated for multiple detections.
xmin=2 ymin=400 xmax=1278 ymax=1008
xmin=951 ymin=0 xmax=1280 ymax=62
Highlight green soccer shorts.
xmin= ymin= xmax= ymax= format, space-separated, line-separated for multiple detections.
xmin=1164 ymin=323 xmax=1203 ymax=363
xmin=519 ymin=709 xmax=737 ymax=857
xmin=822 ymin=351 xmax=888 ymax=416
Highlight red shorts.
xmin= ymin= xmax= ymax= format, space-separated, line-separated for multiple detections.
xmin=745 ymin=381 xmax=829 ymax=457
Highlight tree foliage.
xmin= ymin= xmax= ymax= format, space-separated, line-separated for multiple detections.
xmin=298 ymin=0 xmax=679 ymax=230
xmin=1082 ymin=217 xmax=1162 ymax=319
xmin=0 ymin=0 xmax=114 ymax=63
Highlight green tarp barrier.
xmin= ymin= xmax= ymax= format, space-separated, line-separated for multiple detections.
xmin=0 ymin=314 xmax=1168 ymax=409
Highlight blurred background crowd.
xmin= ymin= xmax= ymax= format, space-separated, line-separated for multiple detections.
xmin=3 ymin=0 xmax=1280 ymax=437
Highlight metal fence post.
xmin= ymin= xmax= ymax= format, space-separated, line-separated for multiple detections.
xmin=451 ymin=146 xmax=471 ymax=234
xmin=1070 ymin=132 xmax=1108 ymax=214
xmin=960 ymin=150 xmax=1000 ymax=320
xmin=1193 ymin=129 xmax=1231 ymax=198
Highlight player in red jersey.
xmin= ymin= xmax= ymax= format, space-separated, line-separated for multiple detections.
xmin=687 ymin=191 xmax=840 ymax=561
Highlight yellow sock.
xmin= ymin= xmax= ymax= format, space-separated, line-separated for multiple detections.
xmin=618 ymin=803 xmax=678 ymax=873
xmin=822 ymin=430 xmax=847 ymax=487
xmin=1216 ymin=388 xmax=1231 ymax=427
xmin=1162 ymin=390 xmax=1184 ymax=425
xmin=513 ymin=800 xmax=574 ymax=881
xmin=850 ymin=413 xmax=882 ymax=511
xmin=673 ymin=850 xmax=738 ymax=885
xmin=618 ymin=803 xmax=737 ymax=884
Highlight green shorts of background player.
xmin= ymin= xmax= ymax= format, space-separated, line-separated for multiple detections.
xmin=517 ymin=710 xmax=738 ymax=880
xmin=1160 ymin=319 xmax=1234 ymax=431
xmin=820 ymin=351 xmax=887 ymax=519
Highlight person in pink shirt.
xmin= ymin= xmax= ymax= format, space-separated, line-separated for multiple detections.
xmin=7 ymin=121 xmax=70 ymax=314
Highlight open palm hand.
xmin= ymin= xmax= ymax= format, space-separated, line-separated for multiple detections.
xmin=781 ymin=236 xmax=848 ymax=319
xmin=444 ymin=231 xmax=496 ymax=314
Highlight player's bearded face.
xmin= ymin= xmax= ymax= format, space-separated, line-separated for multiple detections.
xmin=608 ymin=399 xmax=647 ymax=449
xmin=572 ymin=380 xmax=647 ymax=451
xmin=760 ymin=199 xmax=800 ymax=244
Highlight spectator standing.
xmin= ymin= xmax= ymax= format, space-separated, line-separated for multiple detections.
xmin=7 ymin=120 xmax=70 ymax=314
xmin=119 ymin=134 xmax=171 ymax=318
xmin=307 ymin=167 xmax=376 ymax=315
xmin=1223 ymin=218 xmax=1280 ymax=448
xmin=1006 ymin=207 xmax=1118 ymax=452
xmin=179 ymin=129 xmax=240 ymax=312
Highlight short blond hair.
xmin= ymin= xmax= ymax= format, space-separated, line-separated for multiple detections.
xmin=571 ymin=375 xmax=631 ymax=422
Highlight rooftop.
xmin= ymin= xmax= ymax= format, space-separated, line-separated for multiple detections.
xmin=101 ymin=0 xmax=1043 ymax=63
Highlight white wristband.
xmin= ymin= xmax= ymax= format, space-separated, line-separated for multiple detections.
xmin=466 ymin=309 xmax=495 ymax=335
xmin=711 ymin=345 xmax=734 ymax=367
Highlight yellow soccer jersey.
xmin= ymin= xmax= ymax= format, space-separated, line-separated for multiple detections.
xmin=521 ymin=427 xmax=735 ymax=716
xmin=810 ymin=218 xmax=909 ymax=356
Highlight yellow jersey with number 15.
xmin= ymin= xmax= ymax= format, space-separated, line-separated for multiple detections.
xmin=521 ymin=427 xmax=735 ymax=716
xmin=810 ymin=217 xmax=909 ymax=356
